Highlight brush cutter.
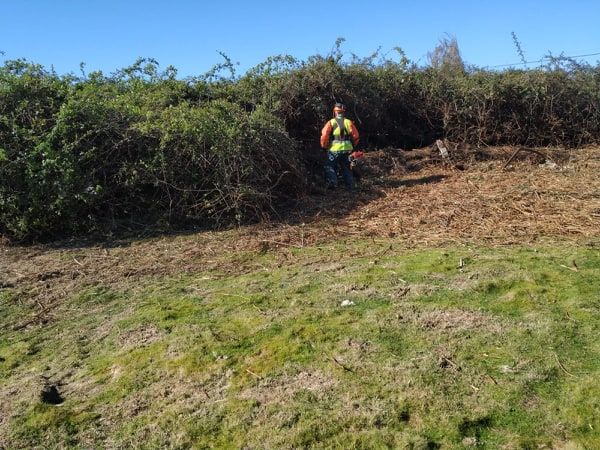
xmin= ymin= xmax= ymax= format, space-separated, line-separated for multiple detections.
xmin=349 ymin=151 xmax=364 ymax=182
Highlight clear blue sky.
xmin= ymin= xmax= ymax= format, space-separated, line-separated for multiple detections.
xmin=2 ymin=0 xmax=600 ymax=76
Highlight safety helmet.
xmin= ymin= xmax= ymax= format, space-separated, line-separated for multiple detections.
xmin=333 ymin=102 xmax=346 ymax=115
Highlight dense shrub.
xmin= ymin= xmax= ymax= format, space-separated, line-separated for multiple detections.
xmin=1 ymin=50 xmax=600 ymax=240
xmin=0 ymin=61 xmax=72 ymax=239
xmin=0 ymin=61 xmax=303 ymax=240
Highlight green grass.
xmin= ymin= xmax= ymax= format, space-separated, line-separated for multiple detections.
xmin=1 ymin=240 xmax=600 ymax=448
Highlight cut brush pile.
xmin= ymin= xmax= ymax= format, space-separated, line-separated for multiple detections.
xmin=2 ymin=145 xmax=599 ymax=325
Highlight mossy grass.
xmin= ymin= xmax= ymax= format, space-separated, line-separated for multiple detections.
xmin=1 ymin=239 xmax=599 ymax=447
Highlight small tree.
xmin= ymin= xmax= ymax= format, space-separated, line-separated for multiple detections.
xmin=428 ymin=34 xmax=465 ymax=73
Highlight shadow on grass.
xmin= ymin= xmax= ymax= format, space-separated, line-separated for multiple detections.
xmin=381 ymin=174 xmax=448 ymax=189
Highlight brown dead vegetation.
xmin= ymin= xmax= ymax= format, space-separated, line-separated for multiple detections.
xmin=239 ymin=370 xmax=337 ymax=405
xmin=416 ymin=308 xmax=503 ymax=333
xmin=1 ymin=146 xmax=599 ymax=325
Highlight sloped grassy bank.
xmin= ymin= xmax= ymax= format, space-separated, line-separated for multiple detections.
xmin=1 ymin=238 xmax=599 ymax=448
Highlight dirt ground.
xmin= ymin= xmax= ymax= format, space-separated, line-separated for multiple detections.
xmin=2 ymin=145 xmax=599 ymax=326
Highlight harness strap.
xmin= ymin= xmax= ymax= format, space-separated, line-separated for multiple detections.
xmin=331 ymin=118 xmax=351 ymax=142
xmin=335 ymin=117 xmax=346 ymax=140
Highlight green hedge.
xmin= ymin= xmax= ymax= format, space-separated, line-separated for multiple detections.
xmin=0 ymin=60 xmax=303 ymax=240
xmin=1 ymin=53 xmax=600 ymax=240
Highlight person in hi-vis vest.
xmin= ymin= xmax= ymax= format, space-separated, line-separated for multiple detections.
xmin=320 ymin=103 xmax=360 ymax=190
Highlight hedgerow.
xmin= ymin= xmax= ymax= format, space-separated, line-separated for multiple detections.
xmin=1 ymin=48 xmax=600 ymax=240
xmin=0 ymin=59 xmax=302 ymax=240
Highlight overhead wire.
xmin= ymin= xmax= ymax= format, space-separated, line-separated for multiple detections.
xmin=486 ymin=51 xmax=600 ymax=69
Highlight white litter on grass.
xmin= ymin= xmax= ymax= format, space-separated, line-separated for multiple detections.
xmin=340 ymin=300 xmax=355 ymax=307
xmin=540 ymin=161 xmax=559 ymax=170
xmin=436 ymin=139 xmax=450 ymax=159
xmin=499 ymin=364 xmax=516 ymax=374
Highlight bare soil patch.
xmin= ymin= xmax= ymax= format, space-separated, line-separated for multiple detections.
xmin=417 ymin=308 xmax=503 ymax=333
xmin=239 ymin=370 xmax=337 ymax=405
xmin=117 ymin=324 xmax=163 ymax=349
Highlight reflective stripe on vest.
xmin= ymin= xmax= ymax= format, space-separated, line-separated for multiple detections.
xmin=329 ymin=118 xmax=354 ymax=152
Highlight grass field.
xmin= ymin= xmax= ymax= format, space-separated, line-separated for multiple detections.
xmin=2 ymin=238 xmax=600 ymax=448
xmin=1 ymin=147 xmax=600 ymax=448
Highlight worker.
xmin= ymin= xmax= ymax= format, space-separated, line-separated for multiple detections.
xmin=320 ymin=102 xmax=360 ymax=190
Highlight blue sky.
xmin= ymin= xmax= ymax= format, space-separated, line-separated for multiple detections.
xmin=2 ymin=0 xmax=600 ymax=76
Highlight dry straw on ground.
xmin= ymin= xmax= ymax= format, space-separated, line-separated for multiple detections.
xmin=2 ymin=146 xmax=599 ymax=326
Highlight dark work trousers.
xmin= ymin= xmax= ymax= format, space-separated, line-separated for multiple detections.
xmin=324 ymin=150 xmax=354 ymax=190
